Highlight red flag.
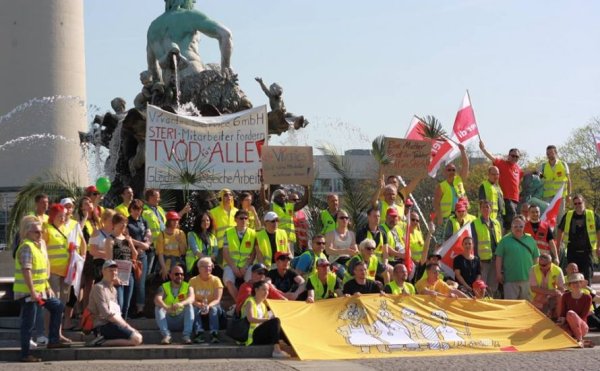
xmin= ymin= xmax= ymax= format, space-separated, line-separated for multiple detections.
xmin=404 ymin=215 xmax=413 ymax=274
xmin=435 ymin=222 xmax=472 ymax=278
xmin=405 ymin=116 xmax=458 ymax=177
xmin=593 ymin=133 xmax=600 ymax=159
xmin=541 ymin=184 xmax=564 ymax=229
xmin=451 ymin=91 xmax=479 ymax=145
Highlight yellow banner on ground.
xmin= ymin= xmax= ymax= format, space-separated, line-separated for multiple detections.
xmin=268 ymin=295 xmax=576 ymax=360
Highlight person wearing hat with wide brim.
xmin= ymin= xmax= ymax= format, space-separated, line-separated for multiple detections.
xmin=87 ymin=260 xmax=143 ymax=347
xmin=156 ymin=211 xmax=187 ymax=281
xmin=557 ymin=273 xmax=593 ymax=347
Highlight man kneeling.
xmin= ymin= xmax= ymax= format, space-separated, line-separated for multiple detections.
xmin=87 ymin=260 xmax=143 ymax=346
xmin=154 ymin=264 xmax=195 ymax=344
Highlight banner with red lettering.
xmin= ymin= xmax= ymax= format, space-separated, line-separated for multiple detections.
xmin=145 ymin=105 xmax=267 ymax=190
xmin=405 ymin=116 xmax=458 ymax=177
xmin=435 ymin=222 xmax=472 ymax=278
xmin=451 ymin=91 xmax=479 ymax=146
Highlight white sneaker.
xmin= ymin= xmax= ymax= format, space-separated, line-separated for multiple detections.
xmin=36 ymin=336 xmax=48 ymax=345
xmin=272 ymin=350 xmax=291 ymax=359
xmin=29 ymin=339 xmax=38 ymax=348
xmin=161 ymin=335 xmax=172 ymax=345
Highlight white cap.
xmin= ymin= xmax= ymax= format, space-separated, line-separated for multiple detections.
xmin=60 ymin=197 xmax=75 ymax=206
xmin=264 ymin=211 xmax=279 ymax=222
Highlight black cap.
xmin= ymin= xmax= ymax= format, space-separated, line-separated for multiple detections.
xmin=251 ymin=263 xmax=268 ymax=274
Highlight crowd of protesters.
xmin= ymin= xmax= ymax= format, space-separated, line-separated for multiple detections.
xmin=13 ymin=141 xmax=600 ymax=362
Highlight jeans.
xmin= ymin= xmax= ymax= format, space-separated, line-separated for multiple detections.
xmin=34 ymin=303 xmax=45 ymax=337
xmin=155 ymin=304 xmax=194 ymax=337
xmin=194 ymin=304 xmax=223 ymax=333
xmin=117 ymin=273 xmax=135 ymax=318
xmin=20 ymin=297 xmax=63 ymax=358
xmin=135 ymin=254 xmax=149 ymax=308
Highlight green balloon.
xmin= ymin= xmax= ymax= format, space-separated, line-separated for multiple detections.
xmin=96 ymin=177 xmax=111 ymax=194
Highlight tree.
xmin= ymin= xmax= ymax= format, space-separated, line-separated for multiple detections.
xmin=559 ymin=118 xmax=600 ymax=211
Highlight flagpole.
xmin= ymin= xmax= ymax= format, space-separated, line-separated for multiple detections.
xmin=397 ymin=175 xmax=430 ymax=233
xmin=466 ymin=89 xmax=482 ymax=141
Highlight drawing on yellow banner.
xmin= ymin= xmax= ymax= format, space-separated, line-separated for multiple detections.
xmin=400 ymin=307 xmax=447 ymax=350
xmin=336 ymin=302 xmax=388 ymax=353
xmin=373 ymin=301 xmax=418 ymax=351
xmin=432 ymin=309 xmax=468 ymax=344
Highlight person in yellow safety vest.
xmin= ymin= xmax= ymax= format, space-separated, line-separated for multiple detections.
xmin=241 ymin=280 xmax=291 ymax=358
xmin=305 ymin=258 xmax=343 ymax=302
xmin=478 ymin=166 xmax=505 ymax=226
xmin=384 ymin=264 xmax=415 ymax=295
xmin=186 ymin=212 xmax=218 ymax=276
xmin=442 ymin=200 xmax=476 ymax=243
xmin=470 ymin=200 xmax=502 ymax=297
xmin=539 ymin=145 xmax=571 ymax=217
xmin=115 ymin=186 xmax=134 ymax=218
xmin=222 ymin=210 xmax=257 ymax=300
xmin=381 ymin=207 xmax=406 ymax=263
xmin=153 ymin=264 xmax=195 ymax=345
xmin=28 ymin=193 xmax=49 ymax=226
xmin=556 ymin=194 xmax=600 ymax=284
xmin=356 ymin=207 xmax=389 ymax=265
xmin=14 ymin=219 xmax=69 ymax=362
xmin=529 ymin=253 xmax=565 ymax=318
xmin=43 ymin=204 xmax=71 ymax=304
xmin=374 ymin=183 xmax=401 ymax=223
xmin=209 ymin=188 xmax=238 ymax=252
xmin=238 ymin=192 xmax=261 ymax=231
xmin=84 ymin=185 xmax=105 ymax=222
xmin=156 ymin=211 xmax=188 ymax=280
xmin=433 ymin=143 xmax=469 ymax=228
xmin=142 ymin=188 xmax=167 ymax=243
xmin=319 ymin=193 xmax=339 ymax=235
xmin=373 ymin=174 xmax=425 ymax=223
xmin=345 ymin=239 xmax=390 ymax=284
xmin=406 ymin=211 xmax=434 ymax=280
xmin=256 ymin=212 xmax=289 ymax=269
xmin=293 ymin=234 xmax=328 ymax=278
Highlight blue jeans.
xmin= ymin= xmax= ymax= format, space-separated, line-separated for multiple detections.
xmin=20 ymin=297 xmax=63 ymax=358
xmin=155 ymin=304 xmax=194 ymax=337
xmin=117 ymin=273 xmax=135 ymax=318
xmin=194 ymin=304 xmax=223 ymax=333
xmin=135 ymin=254 xmax=148 ymax=308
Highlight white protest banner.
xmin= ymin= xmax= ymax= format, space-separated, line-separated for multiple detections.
xmin=145 ymin=105 xmax=267 ymax=190
xmin=262 ymin=146 xmax=314 ymax=185
xmin=115 ymin=260 xmax=132 ymax=286
xmin=381 ymin=137 xmax=432 ymax=179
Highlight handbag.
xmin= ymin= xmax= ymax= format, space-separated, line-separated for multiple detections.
xmin=80 ymin=308 xmax=95 ymax=335
xmin=226 ymin=315 xmax=250 ymax=342
xmin=132 ymin=259 xmax=143 ymax=281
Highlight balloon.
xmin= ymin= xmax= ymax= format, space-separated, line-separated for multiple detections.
xmin=96 ymin=177 xmax=111 ymax=194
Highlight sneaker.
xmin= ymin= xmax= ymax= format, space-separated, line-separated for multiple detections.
xmin=193 ymin=333 xmax=205 ymax=344
xmin=29 ymin=339 xmax=38 ymax=349
xmin=272 ymin=349 xmax=291 ymax=359
xmin=210 ymin=332 xmax=220 ymax=344
xmin=85 ymin=335 xmax=105 ymax=347
xmin=161 ymin=335 xmax=172 ymax=345
xmin=226 ymin=304 xmax=236 ymax=317
xmin=182 ymin=336 xmax=192 ymax=345
xmin=20 ymin=355 xmax=42 ymax=363
xmin=36 ymin=336 xmax=48 ymax=345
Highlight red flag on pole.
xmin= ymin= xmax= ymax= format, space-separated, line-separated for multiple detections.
xmin=404 ymin=214 xmax=413 ymax=274
xmin=405 ymin=116 xmax=458 ymax=177
xmin=541 ymin=184 xmax=565 ymax=229
xmin=451 ymin=91 xmax=479 ymax=146
xmin=593 ymin=133 xmax=600 ymax=159
xmin=435 ymin=222 xmax=472 ymax=278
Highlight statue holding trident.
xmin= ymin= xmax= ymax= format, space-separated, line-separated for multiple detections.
xmin=146 ymin=0 xmax=233 ymax=87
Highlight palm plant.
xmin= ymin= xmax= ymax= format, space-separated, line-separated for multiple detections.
xmin=417 ymin=115 xmax=448 ymax=141
xmin=7 ymin=173 xmax=82 ymax=249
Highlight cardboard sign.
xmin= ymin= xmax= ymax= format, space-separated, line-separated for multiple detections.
xmin=262 ymin=146 xmax=314 ymax=185
xmin=115 ymin=260 xmax=132 ymax=286
xmin=381 ymin=137 xmax=432 ymax=178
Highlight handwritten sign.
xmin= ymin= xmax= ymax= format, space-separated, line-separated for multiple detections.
xmin=145 ymin=105 xmax=267 ymax=190
xmin=262 ymin=146 xmax=314 ymax=185
xmin=381 ymin=137 xmax=432 ymax=178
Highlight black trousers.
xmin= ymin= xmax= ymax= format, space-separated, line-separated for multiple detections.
xmin=252 ymin=317 xmax=282 ymax=345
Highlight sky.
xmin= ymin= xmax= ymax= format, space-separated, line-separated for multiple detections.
xmin=84 ymin=0 xmax=600 ymax=159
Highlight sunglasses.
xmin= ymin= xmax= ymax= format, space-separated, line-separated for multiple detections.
xmin=92 ymin=192 xmax=100 ymax=196
xmin=237 ymin=217 xmax=249 ymax=220
xmin=539 ymin=263 xmax=550 ymax=268
xmin=411 ymin=218 xmax=419 ymax=222
xmin=315 ymin=241 xmax=326 ymax=245
xmin=510 ymin=154 xmax=520 ymax=159
xmin=223 ymin=193 xmax=233 ymax=197
xmin=446 ymin=168 xmax=456 ymax=172
xmin=365 ymin=247 xmax=376 ymax=251
xmin=173 ymin=273 xmax=184 ymax=277
xmin=338 ymin=216 xmax=349 ymax=220
xmin=573 ymin=202 xmax=582 ymax=206
xmin=267 ymin=219 xmax=279 ymax=223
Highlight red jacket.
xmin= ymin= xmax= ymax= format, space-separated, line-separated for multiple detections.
xmin=235 ymin=281 xmax=286 ymax=314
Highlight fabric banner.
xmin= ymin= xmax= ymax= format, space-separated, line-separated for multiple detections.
xmin=145 ymin=105 xmax=267 ymax=190
xmin=541 ymin=184 xmax=564 ymax=229
xmin=405 ymin=116 xmax=458 ymax=177
xmin=435 ymin=222 xmax=473 ymax=279
xmin=593 ymin=133 xmax=600 ymax=159
xmin=268 ymin=295 xmax=576 ymax=360
xmin=451 ymin=91 xmax=479 ymax=146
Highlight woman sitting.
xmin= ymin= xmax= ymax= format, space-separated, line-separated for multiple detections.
xmin=241 ymin=280 xmax=290 ymax=358
xmin=557 ymin=273 xmax=593 ymax=348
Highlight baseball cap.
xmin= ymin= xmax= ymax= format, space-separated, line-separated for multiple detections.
xmin=251 ymin=263 xmax=268 ymax=274
xmin=386 ymin=207 xmax=398 ymax=217
xmin=316 ymin=258 xmax=330 ymax=267
xmin=60 ymin=197 xmax=74 ymax=206
xmin=275 ymin=251 xmax=291 ymax=261
xmin=85 ymin=185 xmax=98 ymax=194
xmin=102 ymin=260 xmax=118 ymax=269
xmin=264 ymin=211 xmax=279 ymax=222
xmin=404 ymin=198 xmax=414 ymax=207
xmin=472 ymin=279 xmax=487 ymax=290
xmin=428 ymin=253 xmax=442 ymax=260
xmin=166 ymin=211 xmax=180 ymax=221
